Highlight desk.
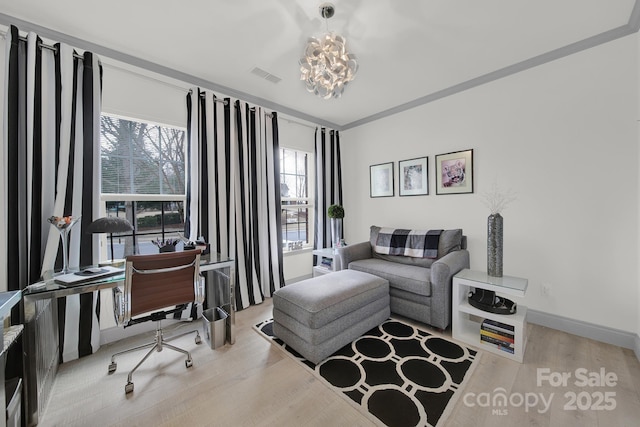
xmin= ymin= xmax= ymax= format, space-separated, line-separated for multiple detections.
xmin=0 ymin=291 xmax=22 ymax=427
xmin=22 ymin=253 xmax=235 ymax=426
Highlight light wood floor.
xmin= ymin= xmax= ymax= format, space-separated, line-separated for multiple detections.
xmin=40 ymin=299 xmax=640 ymax=427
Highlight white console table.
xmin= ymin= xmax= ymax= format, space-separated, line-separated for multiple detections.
xmin=452 ymin=269 xmax=528 ymax=363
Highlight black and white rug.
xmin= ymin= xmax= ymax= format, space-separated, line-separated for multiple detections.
xmin=254 ymin=318 xmax=479 ymax=427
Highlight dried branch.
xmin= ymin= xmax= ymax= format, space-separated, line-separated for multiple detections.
xmin=481 ymin=181 xmax=517 ymax=214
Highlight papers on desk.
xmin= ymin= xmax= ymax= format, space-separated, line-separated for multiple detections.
xmin=54 ymin=266 xmax=124 ymax=286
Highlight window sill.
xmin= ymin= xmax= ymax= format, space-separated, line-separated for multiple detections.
xmin=282 ymin=247 xmax=313 ymax=257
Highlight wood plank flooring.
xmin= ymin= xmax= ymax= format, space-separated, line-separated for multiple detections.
xmin=39 ymin=299 xmax=640 ymax=427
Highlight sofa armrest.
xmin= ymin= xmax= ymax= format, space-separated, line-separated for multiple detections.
xmin=334 ymin=241 xmax=372 ymax=270
xmin=429 ymin=249 xmax=470 ymax=329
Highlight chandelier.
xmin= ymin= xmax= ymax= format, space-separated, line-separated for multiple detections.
xmin=299 ymin=3 xmax=358 ymax=99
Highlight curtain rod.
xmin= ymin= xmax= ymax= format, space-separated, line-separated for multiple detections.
xmin=268 ymin=114 xmax=319 ymax=130
xmin=0 ymin=29 xmax=84 ymax=60
xmin=188 ymin=89 xmax=229 ymax=105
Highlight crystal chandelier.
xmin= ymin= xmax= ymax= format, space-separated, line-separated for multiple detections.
xmin=299 ymin=3 xmax=358 ymax=99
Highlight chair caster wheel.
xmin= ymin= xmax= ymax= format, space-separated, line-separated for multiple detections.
xmin=125 ymin=382 xmax=134 ymax=394
xmin=108 ymin=362 xmax=117 ymax=374
xmin=185 ymin=359 xmax=193 ymax=368
xmin=195 ymin=335 xmax=202 ymax=345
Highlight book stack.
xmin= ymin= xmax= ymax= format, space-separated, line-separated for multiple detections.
xmin=319 ymin=257 xmax=333 ymax=271
xmin=480 ymin=319 xmax=515 ymax=354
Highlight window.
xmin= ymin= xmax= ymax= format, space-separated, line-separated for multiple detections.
xmin=280 ymin=148 xmax=313 ymax=250
xmin=100 ymin=115 xmax=187 ymax=258
xmin=101 ymin=115 xmax=185 ymax=195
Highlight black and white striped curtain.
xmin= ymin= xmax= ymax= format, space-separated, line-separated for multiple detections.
xmin=314 ymin=128 xmax=343 ymax=250
xmin=3 ymin=25 xmax=102 ymax=362
xmin=186 ymin=89 xmax=284 ymax=310
xmin=186 ymin=90 xmax=233 ymax=260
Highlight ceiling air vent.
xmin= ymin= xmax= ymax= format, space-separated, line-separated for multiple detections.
xmin=250 ymin=66 xmax=282 ymax=84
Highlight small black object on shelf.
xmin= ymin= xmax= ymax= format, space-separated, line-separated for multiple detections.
xmin=468 ymin=289 xmax=517 ymax=315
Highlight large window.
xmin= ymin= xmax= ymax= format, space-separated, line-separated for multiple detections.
xmin=280 ymin=148 xmax=313 ymax=250
xmin=100 ymin=115 xmax=186 ymax=258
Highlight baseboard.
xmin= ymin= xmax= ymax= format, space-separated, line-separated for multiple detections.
xmin=528 ymin=309 xmax=637 ymax=355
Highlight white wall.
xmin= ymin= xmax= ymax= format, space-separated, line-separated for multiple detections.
xmin=342 ymin=34 xmax=638 ymax=333
xmin=101 ymin=61 xmax=188 ymax=127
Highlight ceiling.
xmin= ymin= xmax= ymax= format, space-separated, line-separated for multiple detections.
xmin=0 ymin=0 xmax=638 ymax=130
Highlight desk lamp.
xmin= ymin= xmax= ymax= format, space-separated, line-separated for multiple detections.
xmin=86 ymin=217 xmax=134 ymax=263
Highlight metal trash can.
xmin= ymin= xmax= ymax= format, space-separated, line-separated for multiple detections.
xmin=202 ymin=307 xmax=228 ymax=349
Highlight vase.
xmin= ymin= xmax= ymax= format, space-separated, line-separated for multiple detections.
xmin=487 ymin=213 xmax=503 ymax=277
xmin=330 ymin=218 xmax=343 ymax=249
xmin=48 ymin=215 xmax=82 ymax=274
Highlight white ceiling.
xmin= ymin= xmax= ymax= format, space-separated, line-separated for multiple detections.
xmin=0 ymin=0 xmax=638 ymax=129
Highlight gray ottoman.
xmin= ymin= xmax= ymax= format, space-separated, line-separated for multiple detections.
xmin=272 ymin=269 xmax=390 ymax=364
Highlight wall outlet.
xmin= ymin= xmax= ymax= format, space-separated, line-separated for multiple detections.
xmin=541 ymin=283 xmax=552 ymax=296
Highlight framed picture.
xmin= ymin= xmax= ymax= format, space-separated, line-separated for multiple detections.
xmin=370 ymin=162 xmax=394 ymax=197
xmin=399 ymin=157 xmax=428 ymax=196
xmin=435 ymin=149 xmax=474 ymax=195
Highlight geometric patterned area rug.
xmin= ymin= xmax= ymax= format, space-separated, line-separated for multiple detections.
xmin=254 ymin=318 xmax=479 ymax=427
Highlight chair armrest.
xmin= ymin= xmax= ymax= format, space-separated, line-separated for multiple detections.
xmin=334 ymin=241 xmax=372 ymax=270
xmin=429 ymin=249 xmax=470 ymax=329
xmin=112 ymin=287 xmax=127 ymax=326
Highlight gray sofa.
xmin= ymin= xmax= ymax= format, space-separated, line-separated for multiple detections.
xmin=335 ymin=226 xmax=470 ymax=330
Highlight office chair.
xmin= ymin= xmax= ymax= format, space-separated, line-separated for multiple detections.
xmin=108 ymin=250 xmax=205 ymax=394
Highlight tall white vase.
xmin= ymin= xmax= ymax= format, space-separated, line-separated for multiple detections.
xmin=330 ymin=218 xmax=342 ymax=248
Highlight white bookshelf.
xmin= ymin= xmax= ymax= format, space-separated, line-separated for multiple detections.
xmin=312 ymin=248 xmax=339 ymax=277
xmin=452 ymin=269 xmax=528 ymax=363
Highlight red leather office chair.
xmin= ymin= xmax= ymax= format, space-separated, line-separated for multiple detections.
xmin=108 ymin=250 xmax=205 ymax=394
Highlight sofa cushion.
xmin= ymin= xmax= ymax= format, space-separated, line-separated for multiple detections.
xmin=349 ymin=258 xmax=431 ymax=297
xmin=369 ymin=226 xmax=463 ymax=267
